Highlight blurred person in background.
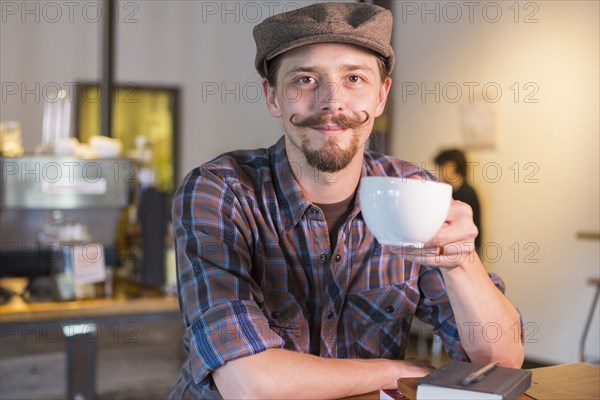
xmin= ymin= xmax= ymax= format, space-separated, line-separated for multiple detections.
xmin=434 ymin=149 xmax=481 ymax=251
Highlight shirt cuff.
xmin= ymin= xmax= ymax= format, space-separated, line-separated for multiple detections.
xmin=189 ymin=299 xmax=285 ymax=385
xmin=436 ymin=320 xmax=471 ymax=361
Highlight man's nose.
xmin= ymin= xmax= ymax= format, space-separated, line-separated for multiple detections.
xmin=318 ymin=81 xmax=345 ymax=112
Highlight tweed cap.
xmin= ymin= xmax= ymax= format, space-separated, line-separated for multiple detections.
xmin=253 ymin=2 xmax=395 ymax=78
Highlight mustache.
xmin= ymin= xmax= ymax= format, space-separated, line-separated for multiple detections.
xmin=289 ymin=111 xmax=370 ymax=129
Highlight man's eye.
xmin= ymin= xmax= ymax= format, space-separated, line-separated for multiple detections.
xmin=348 ymin=75 xmax=361 ymax=83
xmin=298 ymin=77 xmax=315 ymax=85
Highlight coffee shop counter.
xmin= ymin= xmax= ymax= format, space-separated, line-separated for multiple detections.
xmin=0 ymin=278 xmax=181 ymax=324
xmin=0 ymin=278 xmax=183 ymax=399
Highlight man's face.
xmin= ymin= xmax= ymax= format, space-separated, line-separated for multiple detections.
xmin=438 ymin=161 xmax=459 ymax=185
xmin=263 ymin=43 xmax=391 ymax=173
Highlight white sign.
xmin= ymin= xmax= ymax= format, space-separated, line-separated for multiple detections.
xmin=72 ymin=243 xmax=107 ymax=285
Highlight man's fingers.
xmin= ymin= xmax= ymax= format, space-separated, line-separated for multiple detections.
xmin=389 ymin=244 xmax=441 ymax=256
xmin=399 ymin=241 xmax=478 ymax=268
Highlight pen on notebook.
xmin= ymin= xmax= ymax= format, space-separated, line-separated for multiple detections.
xmin=461 ymin=361 xmax=499 ymax=386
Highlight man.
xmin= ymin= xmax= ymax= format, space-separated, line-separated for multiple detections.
xmin=171 ymin=3 xmax=524 ymax=399
xmin=434 ymin=149 xmax=482 ymax=251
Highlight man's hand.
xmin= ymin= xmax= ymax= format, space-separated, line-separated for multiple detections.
xmin=391 ymin=200 xmax=478 ymax=268
xmin=213 ymin=349 xmax=434 ymax=399
xmin=400 ymin=358 xmax=436 ymax=375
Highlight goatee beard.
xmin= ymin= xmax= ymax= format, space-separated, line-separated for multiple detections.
xmin=289 ymin=111 xmax=369 ymax=173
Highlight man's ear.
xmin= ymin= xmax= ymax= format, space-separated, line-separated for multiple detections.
xmin=262 ymin=79 xmax=282 ymax=118
xmin=374 ymin=76 xmax=392 ymax=118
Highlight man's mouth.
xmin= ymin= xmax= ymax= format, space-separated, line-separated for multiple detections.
xmin=312 ymin=124 xmax=348 ymax=135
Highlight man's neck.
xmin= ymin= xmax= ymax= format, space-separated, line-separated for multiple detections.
xmin=285 ymin=143 xmax=364 ymax=205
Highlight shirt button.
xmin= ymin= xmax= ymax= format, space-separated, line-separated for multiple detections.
xmin=271 ymin=311 xmax=280 ymax=319
xmin=311 ymin=208 xmax=319 ymax=215
xmin=320 ymin=253 xmax=327 ymax=261
xmin=385 ymin=306 xmax=395 ymax=314
xmin=326 ymin=311 xmax=334 ymax=319
xmin=334 ymin=254 xmax=341 ymax=262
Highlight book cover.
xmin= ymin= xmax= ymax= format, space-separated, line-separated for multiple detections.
xmin=416 ymin=361 xmax=532 ymax=400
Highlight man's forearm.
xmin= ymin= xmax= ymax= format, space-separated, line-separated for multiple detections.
xmin=213 ymin=348 xmax=431 ymax=399
xmin=441 ymin=254 xmax=525 ymax=367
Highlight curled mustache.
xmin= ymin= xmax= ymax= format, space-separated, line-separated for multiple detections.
xmin=289 ymin=111 xmax=370 ymax=129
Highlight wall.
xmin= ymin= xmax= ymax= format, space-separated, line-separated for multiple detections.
xmin=391 ymin=0 xmax=599 ymax=364
xmin=0 ymin=0 xmax=98 ymax=151
xmin=1 ymin=0 xmax=598 ymax=364
xmin=0 ymin=0 xmax=351 ymax=176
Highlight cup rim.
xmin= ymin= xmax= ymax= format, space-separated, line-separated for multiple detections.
xmin=360 ymin=176 xmax=452 ymax=189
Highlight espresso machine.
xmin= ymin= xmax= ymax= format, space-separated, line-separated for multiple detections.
xmin=0 ymin=155 xmax=133 ymax=299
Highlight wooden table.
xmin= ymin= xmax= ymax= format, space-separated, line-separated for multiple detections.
xmin=342 ymin=363 xmax=600 ymax=400
xmin=526 ymin=363 xmax=600 ymax=400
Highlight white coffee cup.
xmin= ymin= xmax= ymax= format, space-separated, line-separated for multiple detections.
xmin=359 ymin=177 xmax=452 ymax=247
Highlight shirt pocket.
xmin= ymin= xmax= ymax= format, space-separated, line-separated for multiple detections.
xmin=261 ymin=290 xmax=309 ymax=353
xmin=347 ymin=280 xmax=419 ymax=359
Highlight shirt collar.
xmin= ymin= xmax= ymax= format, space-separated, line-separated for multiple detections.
xmin=269 ymin=136 xmax=312 ymax=231
xmin=355 ymin=159 xmax=374 ymax=213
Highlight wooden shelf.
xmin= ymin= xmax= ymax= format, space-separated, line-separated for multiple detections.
xmin=0 ymin=278 xmax=180 ymax=323
xmin=577 ymin=231 xmax=600 ymax=240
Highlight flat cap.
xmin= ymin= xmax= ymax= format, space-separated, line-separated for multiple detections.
xmin=253 ymin=2 xmax=395 ymax=78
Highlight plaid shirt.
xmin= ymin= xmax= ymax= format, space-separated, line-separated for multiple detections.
xmin=170 ymin=136 xmax=507 ymax=399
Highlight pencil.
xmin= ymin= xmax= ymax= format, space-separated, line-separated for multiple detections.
xmin=461 ymin=361 xmax=500 ymax=386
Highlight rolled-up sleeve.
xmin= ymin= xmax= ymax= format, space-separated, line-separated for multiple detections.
xmin=173 ymin=166 xmax=284 ymax=385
